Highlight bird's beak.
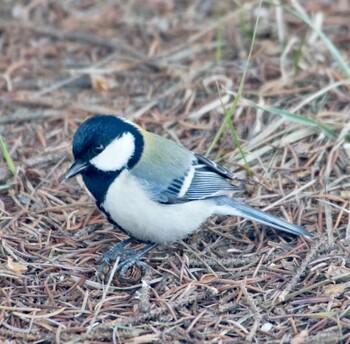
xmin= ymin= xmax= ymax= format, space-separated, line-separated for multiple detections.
xmin=66 ymin=160 xmax=88 ymax=179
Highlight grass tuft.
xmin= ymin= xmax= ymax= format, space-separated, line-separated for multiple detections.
xmin=206 ymin=0 xmax=264 ymax=176
xmin=267 ymin=0 xmax=350 ymax=78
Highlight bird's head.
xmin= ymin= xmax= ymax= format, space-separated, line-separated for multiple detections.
xmin=66 ymin=115 xmax=144 ymax=179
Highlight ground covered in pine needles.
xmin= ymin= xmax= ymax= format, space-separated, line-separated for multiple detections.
xmin=1 ymin=1 xmax=350 ymax=343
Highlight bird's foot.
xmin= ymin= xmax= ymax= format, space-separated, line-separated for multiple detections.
xmin=96 ymin=239 xmax=157 ymax=280
xmin=96 ymin=237 xmax=133 ymax=273
xmin=117 ymin=251 xmax=150 ymax=279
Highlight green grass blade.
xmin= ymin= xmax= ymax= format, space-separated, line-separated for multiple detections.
xmin=264 ymin=0 xmax=350 ymax=79
xmin=215 ymin=5 xmax=223 ymax=61
xmin=243 ymin=100 xmax=337 ymax=139
xmin=293 ymin=30 xmax=307 ymax=71
xmin=206 ymin=0 xmax=263 ymax=173
xmin=289 ymin=0 xmax=350 ymax=78
xmin=228 ymin=120 xmax=252 ymax=175
xmin=0 ymin=136 xmax=16 ymax=176
xmin=217 ymin=93 xmax=252 ymax=175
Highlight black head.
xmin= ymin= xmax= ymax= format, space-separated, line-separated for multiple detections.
xmin=66 ymin=115 xmax=144 ymax=202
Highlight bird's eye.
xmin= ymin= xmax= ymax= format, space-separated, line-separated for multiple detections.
xmin=93 ymin=144 xmax=104 ymax=154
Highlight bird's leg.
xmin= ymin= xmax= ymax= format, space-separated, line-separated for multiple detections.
xmin=96 ymin=237 xmax=134 ymax=275
xmin=96 ymin=238 xmax=157 ymax=279
xmin=118 ymin=243 xmax=158 ymax=279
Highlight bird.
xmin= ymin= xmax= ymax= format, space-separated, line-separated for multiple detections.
xmin=66 ymin=114 xmax=311 ymax=278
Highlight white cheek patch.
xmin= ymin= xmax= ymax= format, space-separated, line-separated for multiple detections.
xmin=90 ymin=132 xmax=135 ymax=172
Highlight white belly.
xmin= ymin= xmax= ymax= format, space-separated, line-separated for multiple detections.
xmin=101 ymin=170 xmax=216 ymax=243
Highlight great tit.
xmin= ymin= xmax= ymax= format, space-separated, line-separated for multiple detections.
xmin=66 ymin=115 xmax=311 ymax=278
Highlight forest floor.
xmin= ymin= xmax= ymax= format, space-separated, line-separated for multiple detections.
xmin=1 ymin=1 xmax=350 ymax=343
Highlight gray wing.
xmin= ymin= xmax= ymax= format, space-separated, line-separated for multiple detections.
xmin=194 ymin=154 xmax=241 ymax=180
xmin=130 ymin=130 xmax=242 ymax=204
xmin=154 ymin=154 xmax=242 ymax=204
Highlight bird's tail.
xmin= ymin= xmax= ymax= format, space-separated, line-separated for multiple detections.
xmin=216 ymin=198 xmax=311 ymax=238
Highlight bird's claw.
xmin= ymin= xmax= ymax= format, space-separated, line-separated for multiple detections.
xmin=117 ymin=254 xmax=149 ymax=280
xmin=96 ymin=239 xmax=156 ymax=281
xmin=96 ymin=248 xmax=134 ymax=266
xmin=97 ymin=252 xmax=149 ymax=280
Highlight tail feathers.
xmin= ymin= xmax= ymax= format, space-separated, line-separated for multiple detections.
xmin=218 ymin=198 xmax=311 ymax=238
